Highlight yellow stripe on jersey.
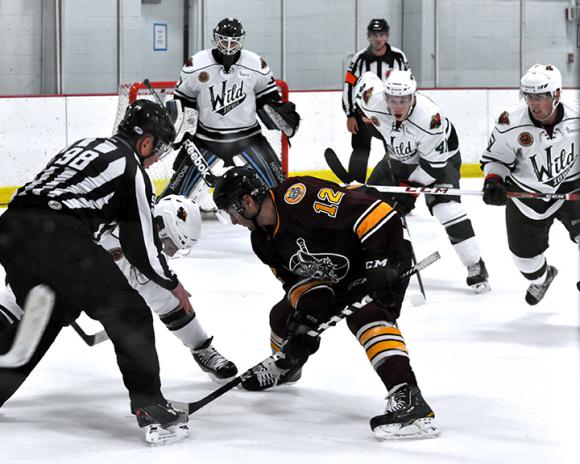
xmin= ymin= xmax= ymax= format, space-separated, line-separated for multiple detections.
xmin=354 ymin=201 xmax=396 ymax=243
xmin=288 ymin=280 xmax=331 ymax=309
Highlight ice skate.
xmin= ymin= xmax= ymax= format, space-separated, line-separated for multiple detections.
xmin=135 ymin=401 xmax=190 ymax=445
xmin=192 ymin=337 xmax=238 ymax=384
xmin=240 ymin=357 xmax=302 ymax=391
xmin=525 ymin=265 xmax=558 ymax=305
xmin=466 ymin=258 xmax=490 ymax=294
xmin=370 ymin=383 xmax=440 ymax=440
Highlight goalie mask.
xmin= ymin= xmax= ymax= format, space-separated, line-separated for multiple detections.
xmin=213 ymin=18 xmax=245 ymax=56
xmin=154 ymin=195 xmax=201 ymax=255
xmin=213 ymin=166 xmax=268 ymax=222
xmin=117 ymin=99 xmax=177 ymax=163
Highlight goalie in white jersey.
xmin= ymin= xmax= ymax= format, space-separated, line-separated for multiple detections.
xmin=161 ymin=17 xmax=300 ymax=206
xmin=354 ymin=71 xmax=490 ymax=293
xmin=0 ymin=195 xmax=238 ymax=385
xmin=480 ymin=64 xmax=580 ymax=305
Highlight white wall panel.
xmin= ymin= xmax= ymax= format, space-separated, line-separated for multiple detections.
xmin=1 ymin=89 xmax=579 ymax=189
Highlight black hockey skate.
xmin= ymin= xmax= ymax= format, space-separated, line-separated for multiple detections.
xmin=135 ymin=401 xmax=190 ymax=445
xmin=192 ymin=337 xmax=238 ymax=384
xmin=370 ymin=383 xmax=440 ymax=440
xmin=240 ymin=357 xmax=302 ymax=391
xmin=525 ymin=265 xmax=558 ymax=305
xmin=466 ymin=258 xmax=491 ymax=294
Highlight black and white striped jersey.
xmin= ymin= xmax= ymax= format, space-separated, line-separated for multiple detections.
xmin=343 ymin=44 xmax=409 ymax=117
xmin=11 ymin=135 xmax=178 ymax=290
xmin=481 ymin=99 xmax=580 ymax=220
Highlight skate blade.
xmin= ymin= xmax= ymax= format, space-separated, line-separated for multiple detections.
xmin=144 ymin=423 xmax=190 ymax=445
xmin=470 ymin=281 xmax=491 ymax=294
xmin=374 ymin=417 xmax=441 ymax=440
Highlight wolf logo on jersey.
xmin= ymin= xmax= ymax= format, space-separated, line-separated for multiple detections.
xmin=289 ymin=238 xmax=350 ymax=283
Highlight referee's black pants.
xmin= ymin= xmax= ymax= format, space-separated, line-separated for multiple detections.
xmin=348 ymin=112 xmax=383 ymax=183
xmin=0 ymin=207 xmax=164 ymax=411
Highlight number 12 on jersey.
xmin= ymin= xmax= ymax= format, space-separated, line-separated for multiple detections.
xmin=313 ymin=188 xmax=344 ymax=218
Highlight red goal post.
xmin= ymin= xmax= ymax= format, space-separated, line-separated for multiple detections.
xmin=113 ymin=79 xmax=290 ymax=193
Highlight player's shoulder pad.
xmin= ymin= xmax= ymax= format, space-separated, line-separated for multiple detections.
xmin=410 ymin=93 xmax=444 ymax=133
xmin=495 ymin=103 xmax=528 ymax=127
xmin=238 ymin=50 xmax=270 ymax=74
xmin=355 ymin=72 xmax=386 ymax=110
xmin=182 ymin=49 xmax=214 ymax=73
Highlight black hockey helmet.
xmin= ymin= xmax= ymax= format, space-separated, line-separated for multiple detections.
xmin=213 ymin=18 xmax=245 ymax=56
xmin=117 ymin=99 xmax=177 ymax=159
xmin=367 ymin=18 xmax=390 ymax=35
xmin=213 ymin=166 xmax=268 ymax=215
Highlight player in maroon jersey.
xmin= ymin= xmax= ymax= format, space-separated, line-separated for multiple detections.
xmin=212 ymin=166 xmax=440 ymax=440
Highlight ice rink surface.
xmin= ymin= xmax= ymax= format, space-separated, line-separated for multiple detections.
xmin=1 ymin=179 xmax=578 ymax=464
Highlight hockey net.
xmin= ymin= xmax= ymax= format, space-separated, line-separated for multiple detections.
xmin=113 ymin=80 xmax=290 ymax=196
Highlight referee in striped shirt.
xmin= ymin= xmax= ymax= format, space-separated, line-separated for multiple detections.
xmin=0 ymin=100 xmax=191 ymax=430
xmin=342 ymin=18 xmax=410 ymax=182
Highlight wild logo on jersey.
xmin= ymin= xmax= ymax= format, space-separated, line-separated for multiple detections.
xmin=209 ymin=81 xmax=247 ymax=116
xmin=530 ymin=141 xmax=576 ymax=187
xmin=388 ymin=135 xmax=415 ymax=161
xmin=289 ymin=238 xmax=349 ymax=283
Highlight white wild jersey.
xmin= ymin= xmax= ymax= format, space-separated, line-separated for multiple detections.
xmin=482 ymin=99 xmax=580 ymax=219
xmin=357 ymin=73 xmax=457 ymax=182
xmin=174 ymin=49 xmax=277 ymax=143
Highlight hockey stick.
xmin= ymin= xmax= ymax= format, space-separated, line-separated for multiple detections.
xmin=324 ymin=148 xmax=579 ymax=201
xmin=70 ymin=321 xmax=109 ymax=346
xmin=324 ymin=147 xmax=426 ymax=302
xmin=169 ymin=251 xmax=440 ymax=415
xmin=0 ymin=285 xmax=54 ymax=368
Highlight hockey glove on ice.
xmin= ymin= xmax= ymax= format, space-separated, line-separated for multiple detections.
xmin=483 ymin=174 xmax=507 ymax=206
xmin=365 ymin=253 xmax=404 ymax=308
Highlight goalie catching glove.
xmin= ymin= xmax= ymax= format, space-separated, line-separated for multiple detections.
xmin=258 ymin=101 xmax=300 ymax=138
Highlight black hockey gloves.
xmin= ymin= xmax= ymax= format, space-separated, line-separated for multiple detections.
xmin=483 ymin=174 xmax=507 ymax=205
xmin=391 ymin=180 xmax=422 ymax=215
xmin=365 ymin=252 xmax=404 ymax=308
xmin=277 ymin=310 xmax=321 ymax=370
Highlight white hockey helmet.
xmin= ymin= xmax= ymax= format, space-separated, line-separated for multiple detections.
xmin=520 ymin=64 xmax=562 ymax=97
xmin=384 ymin=70 xmax=417 ymax=97
xmin=155 ymin=195 xmax=201 ymax=251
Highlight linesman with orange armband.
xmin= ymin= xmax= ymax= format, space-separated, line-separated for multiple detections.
xmin=212 ymin=166 xmax=440 ymax=440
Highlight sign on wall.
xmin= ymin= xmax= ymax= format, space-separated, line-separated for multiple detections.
xmin=154 ymin=23 xmax=167 ymax=51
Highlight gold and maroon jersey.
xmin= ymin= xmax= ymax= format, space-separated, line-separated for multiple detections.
xmin=250 ymin=176 xmax=404 ymax=303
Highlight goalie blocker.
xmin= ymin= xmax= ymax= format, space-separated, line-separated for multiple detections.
xmin=258 ymin=101 xmax=300 ymax=139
